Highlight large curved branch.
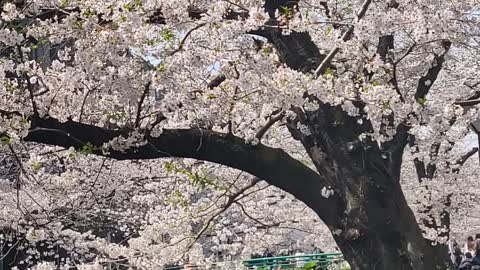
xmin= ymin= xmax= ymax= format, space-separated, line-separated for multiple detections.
xmin=16 ymin=114 xmax=339 ymax=225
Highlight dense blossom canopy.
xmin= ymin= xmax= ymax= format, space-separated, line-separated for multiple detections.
xmin=1 ymin=0 xmax=480 ymax=269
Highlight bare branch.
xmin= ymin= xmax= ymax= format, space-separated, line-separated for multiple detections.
xmin=370 ymin=3 xmax=402 ymax=103
xmin=78 ymin=85 xmax=97 ymax=123
xmin=146 ymin=8 xmax=166 ymax=24
xmin=394 ymin=43 xmax=416 ymax=66
xmin=255 ymin=110 xmax=285 ymax=141
xmin=377 ymin=35 xmax=394 ymax=62
xmin=222 ymin=0 xmax=249 ymax=12
xmin=0 ymin=109 xmax=22 ymax=118
xmin=184 ymin=177 xmax=260 ymax=251
xmin=408 ymin=115 xmax=456 ymax=181
xmin=389 ymin=40 xmax=453 ymax=172
xmin=187 ymin=5 xmax=248 ymax=20
xmin=454 ymin=98 xmax=480 ymax=107
xmin=134 ymin=81 xmax=152 ymax=128
xmin=0 ymin=110 xmax=340 ymax=225
xmin=207 ymin=74 xmax=226 ymax=89
xmin=168 ymin=23 xmax=206 ymax=56
xmin=314 ymin=0 xmax=372 ymax=77
xmin=235 ymin=201 xmax=278 ymax=228
xmin=318 ymin=1 xmax=344 ymax=29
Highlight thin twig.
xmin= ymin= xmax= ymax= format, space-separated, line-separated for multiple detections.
xmin=17 ymin=45 xmax=39 ymax=115
xmin=314 ymin=0 xmax=372 ymax=77
xmin=134 ymin=81 xmax=152 ymax=128
xmin=8 ymin=145 xmax=50 ymax=216
xmin=255 ymin=110 xmax=285 ymax=141
xmin=235 ymin=202 xmax=321 ymax=236
xmin=168 ymin=23 xmax=206 ymax=56
xmin=0 ymin=239 xmax=20 ymax=261
xmin=183 ymin=177 xmax=260 ymax=252
xmin=394 ymin=43 xmax=416 ymax=65
xmin=78 ymin=84 xmax=97 ymax=123
xmin=222 ymin=0 xmax=249 ymax=11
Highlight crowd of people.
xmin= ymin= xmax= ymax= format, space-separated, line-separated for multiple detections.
xmin=449 ymin=234 xmax=480 ymax=270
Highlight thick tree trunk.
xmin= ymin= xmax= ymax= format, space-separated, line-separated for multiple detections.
xmin=288 ymin=105 xmax=453 ymax=270
xmin=254 ymin=6 xmax=454 ymax=268
xmin=0 ymin=110 xmax=454 ymax=269
xmin=326 ymin=182 xmax=451 ymax=270
xmin=0 ymin=2 xmax=459 ymax=270
xmin=306 ymin=177 xmax=451 ymax=270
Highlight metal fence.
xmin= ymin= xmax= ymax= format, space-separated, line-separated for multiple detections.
xmin=164 ymin=253 xmax=350 ymax=270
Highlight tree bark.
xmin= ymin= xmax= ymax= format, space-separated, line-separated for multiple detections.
xmin=330 ymin=181 xmax=451 ymax=270
xmin=285 ymin=103 xmax=452 ymax=269
xmin=4 ymin=113 xmax=338 ymax=225
xmin=0 ymin=2 xmax=455 ymax=269
xmin=0 ymin=110 xmax=454 ymax=269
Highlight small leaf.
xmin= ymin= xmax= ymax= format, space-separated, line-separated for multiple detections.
xmin=60 ymin=0 xmax=69 ymax=7
xmin=160 ymin=29 xmax=175 ymax=41
xmin=262 ymin=47 xmax=272 ymax=55
xmin=82 ymin=8 xmax=97 ymax=17
xmin=156 ymin=63 xmax=166 ymax=72
xmin=324 ymin=67 xmax=335 ymax=76
xmin=0 ymin=136 xmax=13 ymax=145
xmin=123 ymin=3 xmax=134 ymax=11
xmin=279 ymin=6 xmax=294 ymax=17
xmin=325 ymin=25 xmax=333 ymax=36
xmin=416 ymin=97 xmax=427 ymax=106
xmin=32 ymin=162 xmax=42 ymax=172
xmin=79 ymin=142 xmax=96 ymax=155
xmin=164 ymin=162 xmax=175 ymax=173
xmin=302 ymin=261 xmax=316 ymax=269
xmin=370 ymin=80 xmax=381 ymax=86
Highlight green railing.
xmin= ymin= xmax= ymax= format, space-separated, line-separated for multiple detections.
xmin=243 ymin=253 xmax=345 ymax=269
xmin=164 ymin=253 xmax=348 ymax=270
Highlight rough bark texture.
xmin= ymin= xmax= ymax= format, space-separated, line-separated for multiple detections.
xmin=0 ymin=109 xmax=452 ymax=270
xmin=250 ymin=3 xmax=453 ymax=265
xmin=286 ymin=102 xmax=451 ymax=270
xmin=0 ymin=1 xmax=456 ymax=269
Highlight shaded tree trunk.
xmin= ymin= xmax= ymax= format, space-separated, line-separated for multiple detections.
xmin=0 ymin=1 xmax=456 ymax=269
xmin=325 ymin=181 xmax=450 ymax=270
xmin=252 ymin=4 xmax=453 ymax=265
xmin=1 ymin=109 xmax=454 ymax=270
xmin=0 ymin=103 xmax=452 ymax=270
xmin=287 ymin=103 xmax=453 ymax=270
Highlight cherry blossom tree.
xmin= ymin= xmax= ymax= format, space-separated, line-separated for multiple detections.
xmin=0 ymin=148 xmax=339 ymax=269
xmin=1 ymin=0 xmax=480 ymax=269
